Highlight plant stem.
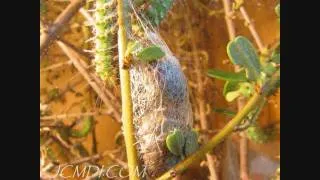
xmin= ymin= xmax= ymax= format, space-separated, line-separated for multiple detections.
xmin=117 ymin=0 xmax=140 ymax=179
xmin=156 ymin=70 xmax=279 ymax=180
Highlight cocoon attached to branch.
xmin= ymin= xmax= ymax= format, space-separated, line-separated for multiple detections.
xmin=129 ymin=19 xmax=196 ymax=177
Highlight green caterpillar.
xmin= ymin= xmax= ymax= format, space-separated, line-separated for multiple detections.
xmin=94 ymin=0 xmax=117 ymax=85
xmin=93 ymin=0 xmax=174 ymax=84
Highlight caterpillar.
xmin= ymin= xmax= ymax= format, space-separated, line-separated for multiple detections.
xmin=93 ymin=0 xmax=118 ymax=85
xmin=92 ymin=0 xmax=174 ymax=84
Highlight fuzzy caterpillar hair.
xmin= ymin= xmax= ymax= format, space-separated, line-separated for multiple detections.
xmin=128 ymin=1 xmax=194 ymax=178
xmin=94 ymin=0 xmax=117 ymax=85
xmin=93 ymin=0 xmax=174 ymax=85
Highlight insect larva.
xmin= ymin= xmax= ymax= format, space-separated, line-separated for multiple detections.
xmin=93 ymin=0 xmax=117 ymax=85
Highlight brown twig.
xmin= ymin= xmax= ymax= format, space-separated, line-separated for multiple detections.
xmin=40 ymin=0 xmax=86 ymax=56
xmin=57 ymin=39 xmax=121 ymax=110
xmin=60 ymin=149 xmax=122 ymax=166
xmin=58 ymin=38 xmax=93 ymax=59
xmin=40 ymin=60 xmax=72 ymax=72
xmin=56 ymin=40 xmax=121 ymax=122
xmin=75 ymin=57 xmax=121 ymax=110
xmin=222 ymin=0 xmax=236 ymax=40
xmin=79 ymin=8 xmax=94 ymax=25
xmin=222 ymin=1 xmax=249 ymax=180
xmin=184 ymin=3 xmax=218 ymax=180
xmin=238 ymin=6 xmax=265 ymax=54
xmin=40 ymin=110 xmax=113 ymax=121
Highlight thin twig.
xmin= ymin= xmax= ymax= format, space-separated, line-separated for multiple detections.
xmin=40 ymin=110 xmax=113 ymax=121
xmin=184 ymin=3 xmax=218 ymax=180
xmin=239 ymin=6 xmax=265 ymax=54
xmin=59 ymin=41 xmax=121 ymax=110
xmin=222 ymin=1 xmax=249 ymax=179
xmin=40 ymin=0 xmax=86 ymax=56
xmin=40 ymin=60 xmax=72 ymax=72
xmin=60 ymin=149 xmax=121 ymax=166
xmin=56 ymin=40 xmax=121 ymax=122
xmin=79 ymin=8 xmax=95 ymax=25
xmin=58 ymin=38 xmax=93 ymax=59
xmin=222 ymin=0 xmax=236 ymax=40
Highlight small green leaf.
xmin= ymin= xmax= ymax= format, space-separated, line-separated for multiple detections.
xmin=263 ymin=62 xmax=277 ymax=76
xmin=145 ymin=0 xmax=174 ymax=26
xmin=274 ymin=43 xmax=280 ymax=54
xmin=223 ymin=81 xmax=240 ymax=96
xmin=207 ymin=69 xmax=247 ymax=82
xmin=136 ymin=45 xmax=165 ymax=62
xmin=227 ymin=36 xmax=261 ymax=81
xmin=213 ymin=108 xmax=236 ymax=117
xmin=226 ymin=91 xmax=241 ymax=102
xmin=70 ymin=116 xmax=93 ymax=138
xmin=166 ymin=129 xmax=185 ymax=156
xmin=238 ymin=82 xmax=254 ymax=98
xmin=184 ymin=130 xmax=199 ymax=157
xmin=232 ymin=0 xmax=244 ymax=10
xmin=271 ymin=53 xmax=280 ymax=64
xmin=246 ymin=125 xmax=276 ymax=144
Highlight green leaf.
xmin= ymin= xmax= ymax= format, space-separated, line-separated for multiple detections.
xmin=227 ymin=36 xmax=261 ymax=81
xmin=238 ymin=82 xmax=254 ymax=98
xmin=207 ymin=69 xmax=247 ymax=82
xmin=223 ymin=81 xmax=240 ymax=96
xmin=166 ymin=129 xmax=185 ymax=156
xmin=274 ymin=43 xmax=280 ymax=54
xmin=145 ymin=0 xmax=174 ymax=26
xmin=226 ymin=91 xmax=241 ymax=102
xmin=213 ymin=108 xmax=236 ymax=117
xmin=136 ymin=45 xmax=165 ymax=62
xmin=232 ymin=0 xmax=244 ymax=10
xmin=246 ymin=125 xmax=276 ymax=144
xmin=225 ymin=82 xmax=253 ymax=102
xmin=184 ymin=130 xmax=199 ymax=157
xmin=70 ymin=116 xmax=93 ymax=138
xmin=271 ymin=53 xmax=280 ymax=64
xmin=263 ymin=62 xmax=277 ymax=76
